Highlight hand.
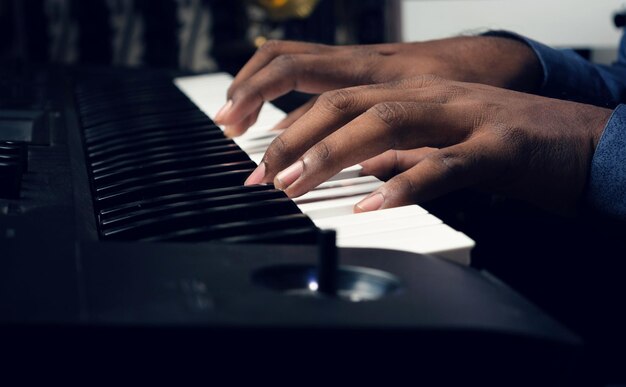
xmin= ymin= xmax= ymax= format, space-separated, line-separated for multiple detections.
xmin=244 ymin=75 xmax=612 ymax=215
xmin=214 ymin=36 xmax=542 ymax=136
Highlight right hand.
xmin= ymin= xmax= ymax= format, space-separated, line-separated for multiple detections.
xmin=244 ymin=75 xmax=611 ymax=215
xmin=214 ymin=36 xmax=542 ymax=137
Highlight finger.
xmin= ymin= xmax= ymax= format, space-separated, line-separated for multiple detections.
xmin=257 ymin=84 xmax=445 ymax=185
xmin=223 ymin=105 xmax=262 ymax=138
xmin=359 ymin=148 xmax=438 ymax=180
xmin=230 ymin=40 xmax=330 ymax=95
xmin=275 ymin=101 xmax=471 ymax=198
xmin=354 ymin=137 xmax=504 ymax=212
xmin=218 ymin=53 xmax=379 ymax=129
xmin=271 ymin=97 xmax=318 ymax=130
xmin=244 ymin=78 xmax=457 ymax=186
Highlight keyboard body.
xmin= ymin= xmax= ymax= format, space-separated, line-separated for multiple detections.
xmin=0 ymin=65 xmax=581 ymax=383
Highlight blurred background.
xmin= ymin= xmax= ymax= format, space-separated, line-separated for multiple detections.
xmin=0 ymin=0 xmax=393 ymax=74
xmin=1 ymin=0 xmax=625 ymax=74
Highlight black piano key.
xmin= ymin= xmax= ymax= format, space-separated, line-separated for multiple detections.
xmin=100 ymin=188 xmax=285 ymax=228
xmin=81 ymin=106 xmax=199 ymax=132
xmin=141 ymin=214 xmax=314 ymax=242
xmin=94 ymin=168 xmax=254 ymax=209
xmin=92 ymin=150 xmax=249 ymax=180
xmin=86 ymin=128 xmax=224 ymax=155
xmin=79 ymin=94 xmax=192 ymax=113
xmin=98 ymin=184 xmax=274 ymax=219
xmin=219 ymin=227 xmax=319 ymax=245
xmin=85 ymin=121 xmax=216 ymax=148
xmin=77 ymin=88 xmax=189 ymax=110
xmin=76 ymin=85 xmax=178 ymax=105
xmin=74 ymin=74 xmax=318 ymax=246
xmin=80 ymin=104 xmax=197 ymax=129
xmin=89 ymin=137 xmax=233 ymax=165
xmin=101 ymin=198 xmax=300 ymax=240
xmin=83 ymin=111 xmax=209 ymax=140
xmin=76 ymin=79 xmax=176 ymax=97
xmin=78 ymin=89 xmax=190 ymax=109
xmin=80 ymin=101 xmax=196 ymax=128
xmin=90 ymin=142 xmax=241 ymax=173
xmin=82 ymin=109 xmax=210 ymax=136
xmin=93 ymin=160 xmax=256 ymax=191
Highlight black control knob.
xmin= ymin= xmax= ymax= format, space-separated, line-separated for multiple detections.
xmin=317 ymin=229 xmax=338 ymax=296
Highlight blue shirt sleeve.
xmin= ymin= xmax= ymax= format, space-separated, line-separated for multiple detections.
xmin=484 ymin=30 xmax=626 ymax=107
xmin=588 ymin=105 xmax=626 ymax=220
xmin=484 ymin=30 xmax=626 ymax=220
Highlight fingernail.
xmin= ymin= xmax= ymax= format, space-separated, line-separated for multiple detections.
xmin=275 ymin=160 xmax=303 ymax=190
xmin=355 ymin=193 xmax=384 ymax=212
xmin=244 ymin=162 xmax=266 ymax=186
xmin=214 ymin=100 xmax=232 ymax=123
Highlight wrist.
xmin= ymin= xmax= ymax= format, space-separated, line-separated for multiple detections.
xmin=477 ymin=35 xmax=543 ymax=92
xmin=421 ymin=35 xmax=542 ymax=92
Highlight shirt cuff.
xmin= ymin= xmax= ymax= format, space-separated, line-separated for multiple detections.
xmin=588 ymin=104 xmax=626 ymax=220
xmin=482 ymin=30 xmax=616 ymax=107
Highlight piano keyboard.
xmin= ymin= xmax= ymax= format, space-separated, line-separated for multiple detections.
xmin=174 ymin=73 xmax=475 ymax=264
xmin=76 ymin=74 xmax=319 ymax=245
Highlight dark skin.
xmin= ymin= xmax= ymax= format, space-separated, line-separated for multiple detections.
xmin=214 ymin=36 xmax=613 ymax=215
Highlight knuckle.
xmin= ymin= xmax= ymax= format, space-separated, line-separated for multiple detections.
xmin=232 ymin=82 xmax=263 ymax=103
xmin=388 ymin=174 xmax=419 ymax=201
xmin=309 ymin=141 xmax=331 ymax=162
xmin=370 ymin=102 xmax=407 ymax=128
xmin=384 ymin=78 xmax=410 ymax=89
xmin=424 ymin=151 xmax=466 ymax=180
xmin=270 ymin=54 xmax=297 ymax=72
xmin=264 ymin=135 xmax=289 ymax=165
xmin=432 ymin=84 xmax=468 ymax=102
xmin=308 ymin=42 xmax=327 ymax=54
xmin=318 ymin=89 xmax=357 ymax=113
xmin=412 ymin=74 xmax=445 ymax=88
xmin=257 ymin=39 xmax=283 ymax=55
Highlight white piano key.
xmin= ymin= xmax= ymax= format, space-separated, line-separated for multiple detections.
xmin=327 ymin=164 xmax=363 ymax=181
xmin=233 ymin=133 xmax=279 ymax=153
xmin=235 ymin=131 xmax=279 ymax=145
xmin=297 ymin=195 xmax=367 ymax=219
xmin=314 ymin=175 xmax=379 ymax=190
xmin=248 ymin=152 xmax=263 ymax=165
xmin=236 ymin=142 xmax=275 ymax=156
xmin=313 ymin=204 xmax=428 ymax=229
xmin=174 ymin=73 xmax=287 ymax=133
xmin=338 ymin=224 xmax=474 ymax=265
xmin=294 ymin=181 xmax=382 ymax=204
xmin=327 ymin=213 xmax=443 ymax=239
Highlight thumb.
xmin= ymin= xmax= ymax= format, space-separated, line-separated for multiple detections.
xmin=355 ymin=138 xmax=503 ymax=212
xmin=359 ymin=148 xmax=439 ymax=180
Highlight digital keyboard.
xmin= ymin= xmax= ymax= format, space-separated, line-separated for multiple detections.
xmin=0 ymin=65 xmax=581 ymax=383
xmin=174 ymin=73 xmax=475 ymax=264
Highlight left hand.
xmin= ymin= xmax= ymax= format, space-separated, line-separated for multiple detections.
xmin=244 ymin=75 xmax=612 ymax=215
xmin=215 ymin=37 xmax=541 ymax=137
